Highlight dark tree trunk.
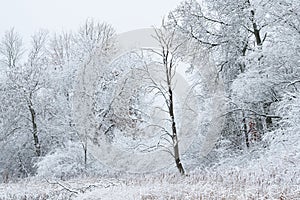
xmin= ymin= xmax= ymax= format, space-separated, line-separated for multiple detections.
xmin=251 ymin=12 xmax=262 ymax=46
xmin=154 ymin=25 xmax=185 ymax=175
xmin=28 ymin=103 xmax=41 ymax=157
xmin=245 ymin=0 xmax=262 ymax=46
xmin=83 ymin=140 xmax=87 ymax=167
xmin=242 ymin=111 xmax=249 ymax=148
xmin=169 ymin=87 xmax=185 ymax=175
xmin=263 ymin=102 xmax=273 ymax=129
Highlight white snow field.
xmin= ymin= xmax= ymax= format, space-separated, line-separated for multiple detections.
xmin=0 ymin=165 xmax=299 ymax=200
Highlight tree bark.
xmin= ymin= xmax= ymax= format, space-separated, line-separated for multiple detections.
xmin=263 ymin=102 xmax=273 ymax=130
xmin=154 ymin=25 xmax=185 ymax=175
xmin=83 ymin=137 xmax=87 ymax=167
xmin=246 ymin=0 xmax=262 ymax=46
xmin=242 ymin=111 xmax=249 ymax=148
xmin=28 ymin=101 xmax=41 ymax=157
xmin=169 ymin=87 xmax=185 ymax=175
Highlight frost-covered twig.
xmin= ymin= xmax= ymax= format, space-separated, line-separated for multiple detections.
xmin=222 ymin=108 xmax=281 ymax=119
xmin=45 ymin=179 xmax=79 ymax=194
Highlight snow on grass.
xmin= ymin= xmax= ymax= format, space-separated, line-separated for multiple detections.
xmin=0 ymin=165 xmax=299 ymax=200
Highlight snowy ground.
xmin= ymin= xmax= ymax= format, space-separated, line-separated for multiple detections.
xmin=0 ymin=167 xmax=299 ymax=200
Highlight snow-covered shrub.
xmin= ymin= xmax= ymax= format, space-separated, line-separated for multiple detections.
xmin=262 ymin=91 xmax=300 ymax=168
xmin=35 ymin=141 xmax=106 ymax=179
xmin=35 ymin=142 xmax=85 ymax=179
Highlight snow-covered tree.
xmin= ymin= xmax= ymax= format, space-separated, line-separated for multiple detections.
xmin=72 ymin=19 xmax=117 ymax=167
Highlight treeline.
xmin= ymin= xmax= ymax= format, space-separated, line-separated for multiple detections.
xmin=0 ymin=0 xmax=299 ymax=181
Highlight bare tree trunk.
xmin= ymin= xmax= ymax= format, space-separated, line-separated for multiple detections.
xmin=84 ymin=147 xmax=87 ymax=167
xmin=169 ymin=87 xmax=185 ymax=175
xmin=28 ymin=102 xmax=41 ymax=157
xmin=251 ymin=11 xmax=262 ymax=46
xmin=83 ymin=137 xmax=87 ymax=167
xmin=263 ymin=102 xmax=273 ymax=130
xmin=246 ymin=0 xmax=262 ymax=46
xmin=153 ymin=24 xmax=186 ymax=175
xmin=242 ymin=111 xmax=249 ymax=148
xmin=2 ymin=169 xmax=9 ymax=183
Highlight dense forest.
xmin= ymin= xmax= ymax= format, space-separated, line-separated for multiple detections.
xmin=0 ymin=0 xmax=299 ymax=199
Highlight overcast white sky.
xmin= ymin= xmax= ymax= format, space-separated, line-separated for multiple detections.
xmin=0 ymin=0 xmax=183 ymax=42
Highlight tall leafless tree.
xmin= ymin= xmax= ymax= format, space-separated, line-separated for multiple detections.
xmin=0 ymin=28 xmax=24 ymax=68
xmin=149 ymin=24 xmax=185 ymax=174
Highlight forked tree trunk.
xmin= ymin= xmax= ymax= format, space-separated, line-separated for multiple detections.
xmin=247 ymin=0 xmax=263 ymax=46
